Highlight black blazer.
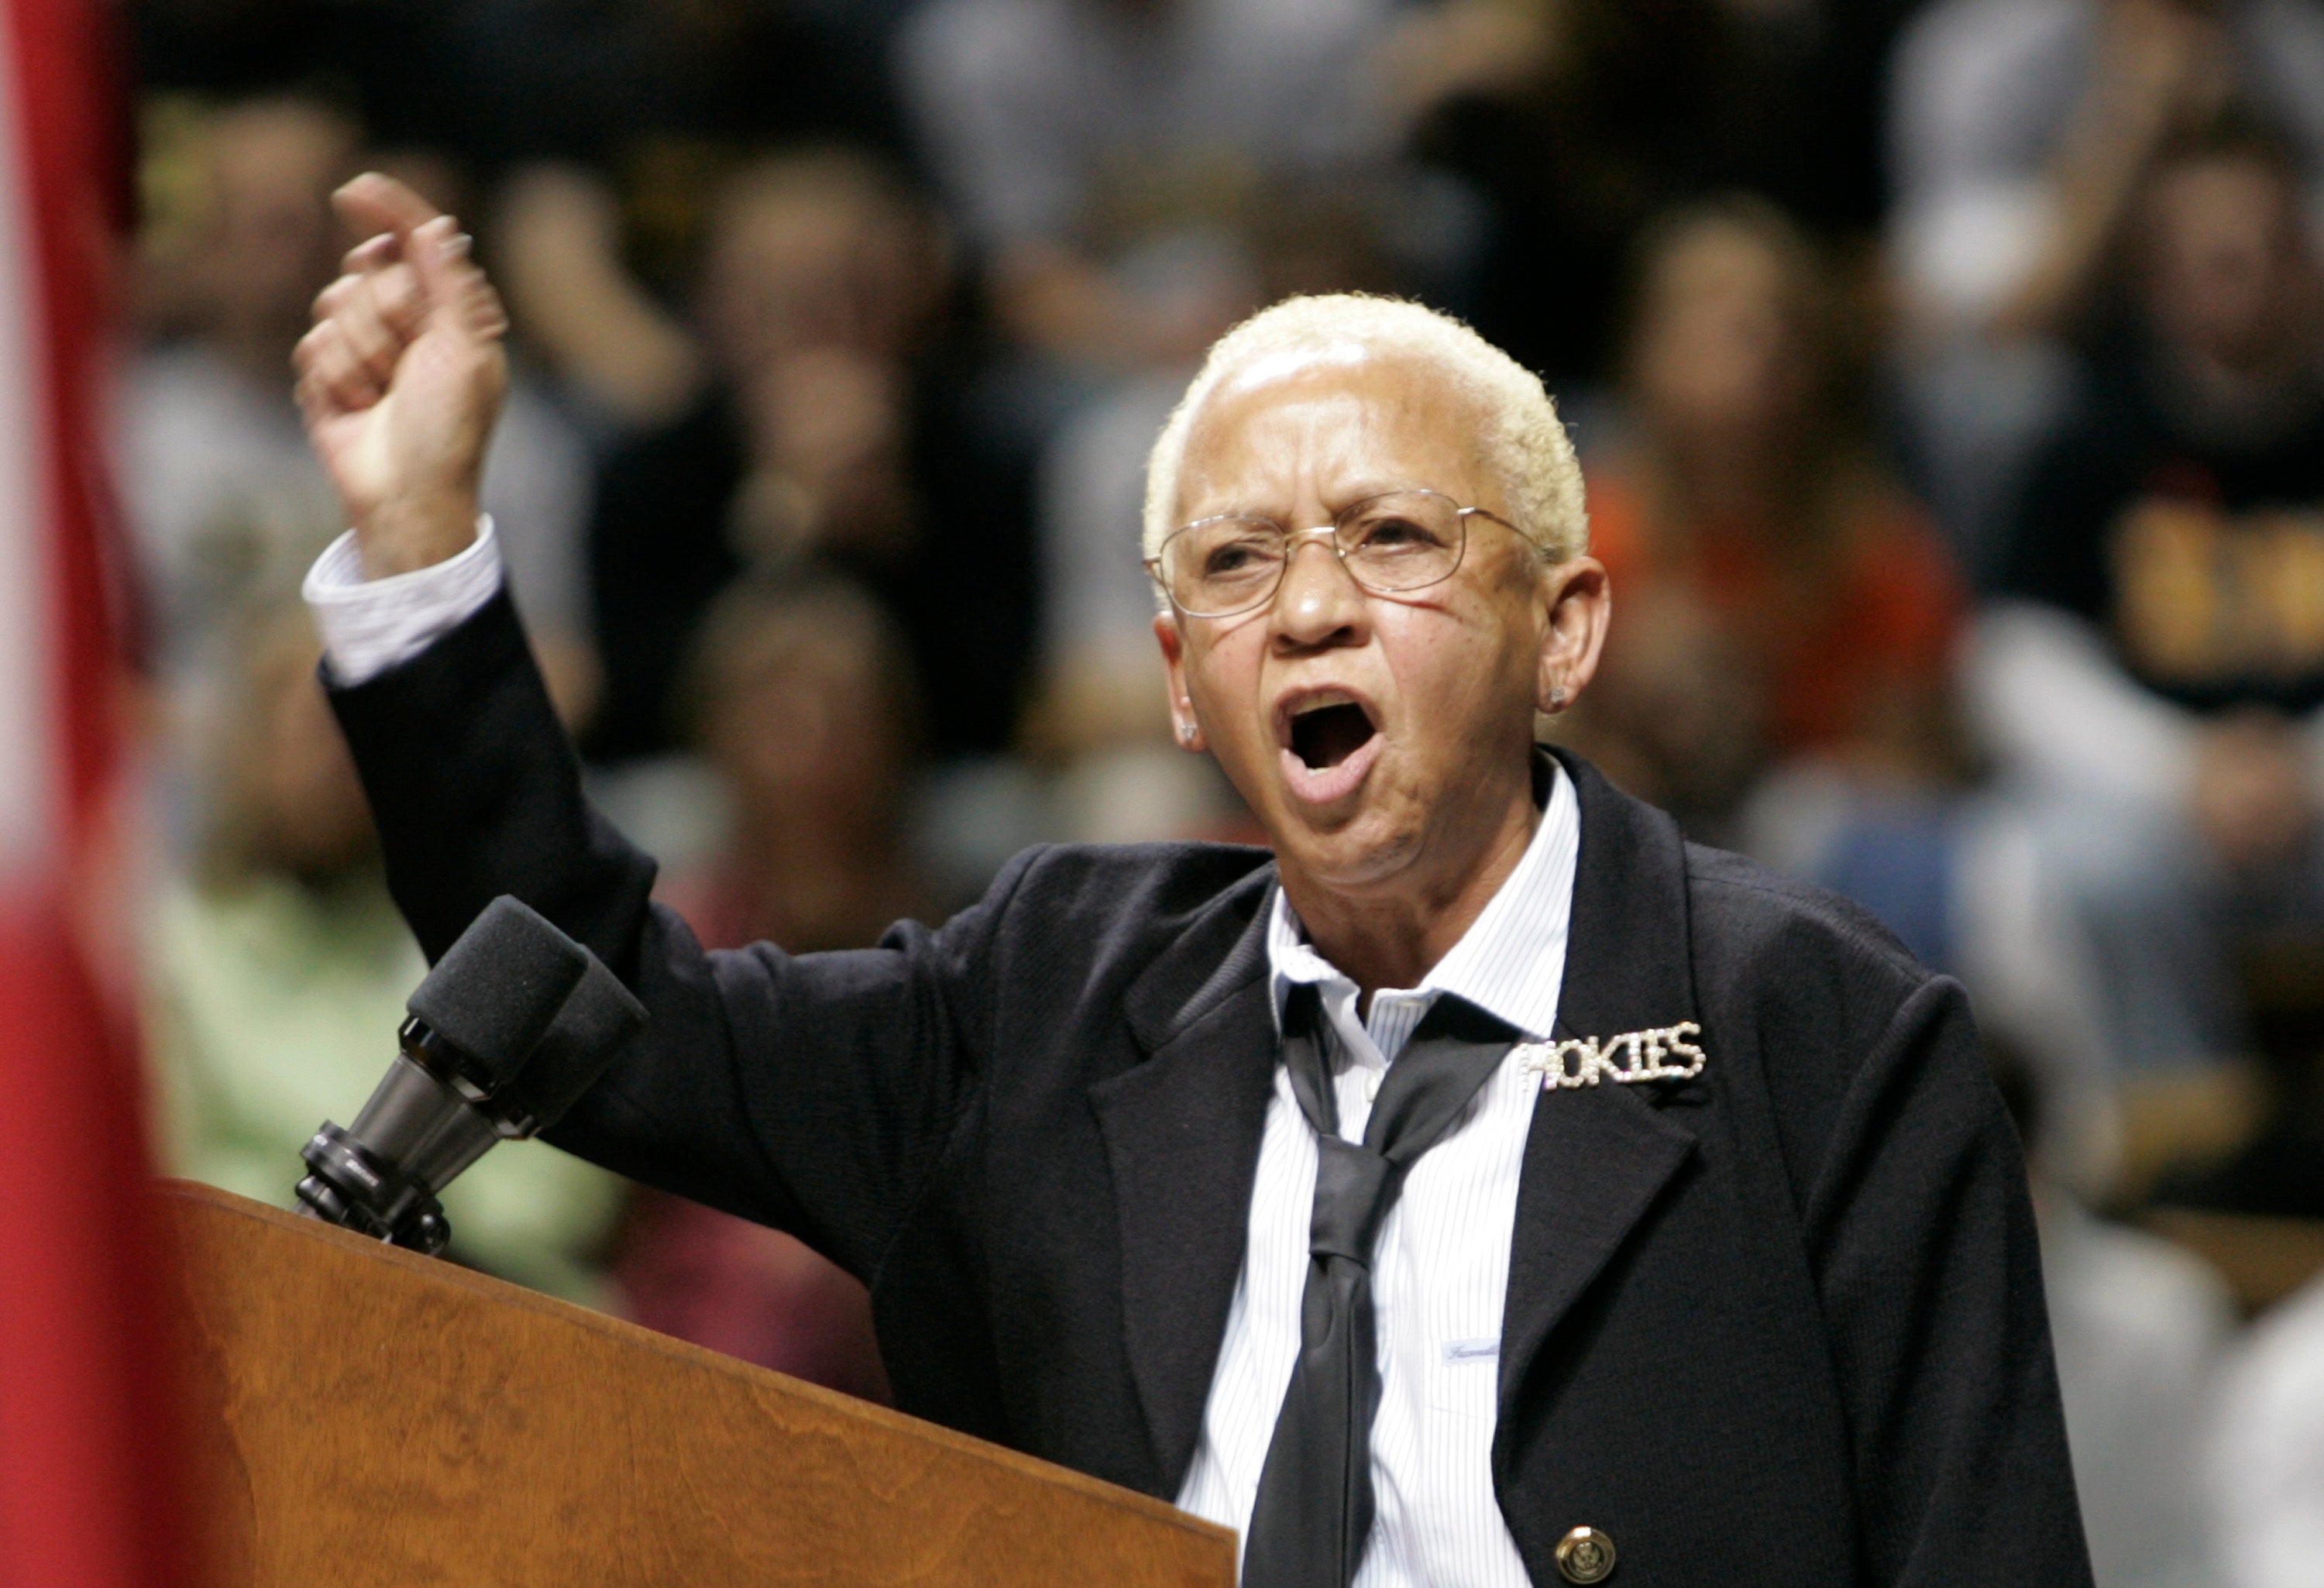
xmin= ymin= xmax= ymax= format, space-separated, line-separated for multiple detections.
xmin=329 ymin=592 xmax=2093 ymax=1588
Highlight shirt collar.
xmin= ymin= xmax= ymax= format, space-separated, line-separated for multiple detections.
xmin=1266 ymin=754 xmax=1580 ymax=1044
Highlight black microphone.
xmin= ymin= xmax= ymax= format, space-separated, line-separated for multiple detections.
xmin=295 ymin=895 xmax=647 ymax=1254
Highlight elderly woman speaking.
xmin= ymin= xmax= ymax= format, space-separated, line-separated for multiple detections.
xmin=293 ymin=174 xmax=2091 ymax=1588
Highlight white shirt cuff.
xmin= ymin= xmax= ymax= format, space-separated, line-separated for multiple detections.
xmin=302 ymin=517 xmax=505 ymax=686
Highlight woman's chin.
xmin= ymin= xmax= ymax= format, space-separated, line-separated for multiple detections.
xmin=1269 ymin=809 xmax=1420 ymax=893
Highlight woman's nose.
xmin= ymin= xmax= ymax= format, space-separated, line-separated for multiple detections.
xmin=1270 ymin=528 xmax=1367 ymax=645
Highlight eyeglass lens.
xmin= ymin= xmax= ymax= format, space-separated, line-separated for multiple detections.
xmin=1161 ymin=491 xmax=1466 ymax=616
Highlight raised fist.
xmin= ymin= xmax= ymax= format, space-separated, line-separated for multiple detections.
xmin=294 ymin=173 xmax=510 ymax=577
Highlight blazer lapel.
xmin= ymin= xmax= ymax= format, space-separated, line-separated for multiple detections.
xmin=1093 ymin=867 xmax=1281 ymax=1496
xmin=1497 ymin=752 xmax=1701 ymax=1442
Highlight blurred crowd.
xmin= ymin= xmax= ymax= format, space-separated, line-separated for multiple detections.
xmin=118 ymin=2 xmax=2324 ymax=1582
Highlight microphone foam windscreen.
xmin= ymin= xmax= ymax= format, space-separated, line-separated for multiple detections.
xmin=501 ymin=952 xmax=648 ymax=1131
xmin=407 ymin=896 xmax=590 ymax=1091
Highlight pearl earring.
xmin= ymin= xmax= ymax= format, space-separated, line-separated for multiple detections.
xmin=1549 ymin=686 xmax=1567 ymax=710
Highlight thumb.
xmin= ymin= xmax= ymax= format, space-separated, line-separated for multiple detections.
xmin=332 ymin=170 xmax=442 ymax=260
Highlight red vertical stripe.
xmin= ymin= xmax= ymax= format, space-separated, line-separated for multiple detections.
xmin=0 ymin=3 xmax=188 ymax=1586
xmin=0 ymin=902 xmax=187 ymax=1588
xmin=10 ymin=0 xmax=128 ymax=845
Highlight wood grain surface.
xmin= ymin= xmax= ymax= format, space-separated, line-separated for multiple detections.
xmin=167 ymin=1180 xmax=1236 ymax=1588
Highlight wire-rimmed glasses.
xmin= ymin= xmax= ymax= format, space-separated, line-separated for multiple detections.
xmin=1145 ymin=490 xmax=1532 ymax=619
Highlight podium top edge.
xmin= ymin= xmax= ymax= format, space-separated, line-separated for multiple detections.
xmin=159 ymin=1177 xmax=1235 ymax=1548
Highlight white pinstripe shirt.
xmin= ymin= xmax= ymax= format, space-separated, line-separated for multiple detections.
xmin=1175 ymin=761 xmax=1580 ymax=1586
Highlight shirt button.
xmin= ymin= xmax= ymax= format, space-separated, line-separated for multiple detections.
xmin=1364 ymin=1070 xmax=1381 ymax=1102
xmin=1556 ymin=1526 xmax=1616 ymax=1584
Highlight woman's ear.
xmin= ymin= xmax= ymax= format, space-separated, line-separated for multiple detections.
xmin=1155 ymin=611 xmax=1208 ymax=751
xmin=1535 ymin=555 xmax=1610 ymax=715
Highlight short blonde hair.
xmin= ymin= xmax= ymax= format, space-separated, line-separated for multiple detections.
xmin=1140 ymin=294 xmax=1588 ymax=565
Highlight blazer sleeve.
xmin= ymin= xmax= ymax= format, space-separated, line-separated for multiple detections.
xmin=325 ymin=589 xmax=1020 ymax=1280
xmin=1800 ymin=972 xmax=2095 ymax=1588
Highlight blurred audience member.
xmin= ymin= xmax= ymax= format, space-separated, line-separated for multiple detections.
xmin=897 ymin=0 xmax=1397 ymax=371
xmin=1970 ymin=129 xmax=2324 ymax=1069
xmin=581 ymin=148 xmax=1032 ymax=763
xmin=149 ymin=605 xmax=624 ymax=1304
xmin=1893 ymin=0 xmax=2324 ymax=348
xmin=611 ymin=576 xmax=911 ymax=1400
xmin=1888 ymin=0 xmax=2324 ymax=566
xmin=124 ymin=95 xmax=596 ymax=690
xmin=664 ymin=576 xmax=924 ymax=951
xmin=1390 ymin=0 xmax=1924 ymax=387
xmin=1989 ymin=1036 xmax=2236 ymax=1588
xmin=1559 ymin=201 xmax=2129 ymax=1140
xmin=2152 ymin=940 xmax=2324 ymax=1218
xmin=2209 ymin=1269 xmax=2324 ymax=1588
xmin=1567 ymin=198 xmax=1964 ymax=844
xmin=124 ymin=95 xmax=357 ymax=679
xmin=493 ymin=163 xmax=713 ymax=438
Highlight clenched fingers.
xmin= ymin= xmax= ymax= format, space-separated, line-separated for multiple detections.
xmin=340 ymin=230 xmax=398 ymax=278
xmin=407 ymin=215 xmax=511 ymax=343
xmin=294 ymin=316 xmax=383 ymax=418
xmin=315 ymin=260 xmax=425 ymax=387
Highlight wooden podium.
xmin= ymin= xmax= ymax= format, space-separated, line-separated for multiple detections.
xmin=167 ymin=1181 xmax=1236 ymax=1587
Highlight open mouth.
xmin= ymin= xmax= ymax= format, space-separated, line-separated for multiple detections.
xmin=1287 ymin=697 xmax=1379 ymax=770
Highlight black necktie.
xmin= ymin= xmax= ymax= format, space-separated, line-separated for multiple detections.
xmin=1240 ymin=985 xmax=1518 ymax=1588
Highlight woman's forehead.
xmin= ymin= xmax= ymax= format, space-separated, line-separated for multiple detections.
xmin=1177 ymin=350 xmax=1486 ymax=507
